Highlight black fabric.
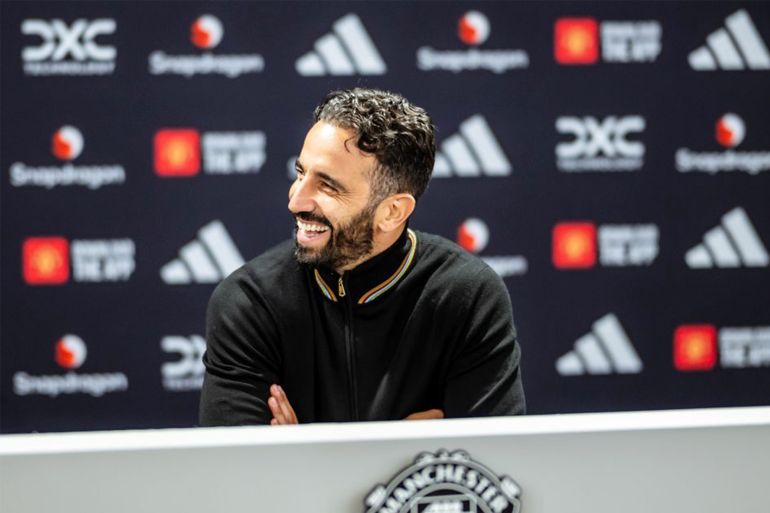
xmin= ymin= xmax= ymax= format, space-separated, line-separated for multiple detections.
xmin=199 ymin=229 xmax=525 ymax=425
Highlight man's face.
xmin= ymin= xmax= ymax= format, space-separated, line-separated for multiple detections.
xmin=289 ymin=122 xmax=380 ymax=271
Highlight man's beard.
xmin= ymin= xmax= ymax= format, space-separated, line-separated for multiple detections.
xmin=293 ymin=202 xmax=376 ymax=271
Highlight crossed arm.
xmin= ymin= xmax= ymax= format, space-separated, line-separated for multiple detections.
xmin=267 ymin=384 xmax=444 ymax=425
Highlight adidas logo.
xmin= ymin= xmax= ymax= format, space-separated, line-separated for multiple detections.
xmin=689 ymin=9 xmax=770 ymax=70
xmin=685 ymin=207 xmax=769 ymax=268
xmin=556 ymin=314 xmax=643 ymax=376
xmin=295 ymin=13 xmax=386 ymax=76
xmin=433 ymin=115 xmax=512 ymax=178
xmin=160 ymin=220 xmax=245 ymax=284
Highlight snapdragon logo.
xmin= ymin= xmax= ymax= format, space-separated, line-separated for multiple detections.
xmin=556 ymin=115 xmax=645 ymax=172
xmin=417 ymin=11 xmax=529 ymax=73
xmin=457 ymin=218 xmax=527 ymax=278
xmin=21 ymin=18 xmax=116 ymax=76
xmin=13 ymin=335 xmax=129 ymax=398
xmin=149 ymin=14 xmax=264 ymax=78
xmin=676 ymin=114 xmax=770 ymax=175
xmin=9 ymin=125 xmax=126 ymax=190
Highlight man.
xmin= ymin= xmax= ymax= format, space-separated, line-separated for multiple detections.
xmin=199 ymin=88 xmax=524 ymax=426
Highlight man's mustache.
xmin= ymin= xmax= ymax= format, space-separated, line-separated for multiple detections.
xmin=295 ymin=212 xmax=332 ymax=228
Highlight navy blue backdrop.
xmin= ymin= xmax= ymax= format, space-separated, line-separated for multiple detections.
xmin=2 ymin=1 xmax=769 ymax=433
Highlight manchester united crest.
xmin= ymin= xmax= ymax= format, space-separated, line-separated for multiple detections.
xmin=364 ymin=449 xmax=522 ymax=513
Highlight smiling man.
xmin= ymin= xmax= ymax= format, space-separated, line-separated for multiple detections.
xmin=199 ymin=88 xmax=525 ymax=426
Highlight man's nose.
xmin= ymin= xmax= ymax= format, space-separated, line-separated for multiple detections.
xmin=288 ymin=178 xmax=315 ymax=214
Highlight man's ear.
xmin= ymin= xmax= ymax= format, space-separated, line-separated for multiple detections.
xmin=376 ymin=193 xmax=416 ymax=233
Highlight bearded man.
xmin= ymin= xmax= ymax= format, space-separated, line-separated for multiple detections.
xmin=199 ymin=88 xmax=525 ymax=425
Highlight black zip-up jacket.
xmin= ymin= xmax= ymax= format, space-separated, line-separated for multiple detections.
xmin=199 ymin=228 xmax=525 ymax=425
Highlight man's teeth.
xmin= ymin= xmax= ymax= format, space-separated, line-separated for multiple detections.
xmin=298 ymin=220 xmax=329 ymax=233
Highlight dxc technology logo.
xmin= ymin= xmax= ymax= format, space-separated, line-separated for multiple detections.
xmin=556 ymin=116 xmax=645 ymax=172
xmin=161 ymin=335 xmax=205 ymax=391
xmin=21 ymin=18 xmax=116 ymax=75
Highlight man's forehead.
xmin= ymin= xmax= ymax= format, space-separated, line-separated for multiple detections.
xmin=298 ymin=122 xmax=377 ymax=177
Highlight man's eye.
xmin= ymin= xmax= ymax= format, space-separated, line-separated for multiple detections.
xmin=320 ymin=182 xmax=336 ymax=192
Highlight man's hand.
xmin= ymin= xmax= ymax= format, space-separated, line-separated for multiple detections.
xmin=268 ymin=384 xmax=444 ymax=424
xmin=404 ymin=409 xmax=444 ymax=421
xmin=268 ymin=384 xmax=298 ymax=425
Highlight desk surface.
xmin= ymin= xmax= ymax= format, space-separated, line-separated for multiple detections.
xmin=2 ymin=407 xmax=769 ymax=513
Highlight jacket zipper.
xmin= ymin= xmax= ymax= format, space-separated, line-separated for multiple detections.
xmin=339 ymin=273 xmax=359 ymax=420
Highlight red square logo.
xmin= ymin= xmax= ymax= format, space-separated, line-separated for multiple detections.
xmin=674 ymin=325 xmax=718 ymax=372
xmin=23 ymin=237 xmax=70 ymax=285
xmin=554 ymin=18 xmax=599 ymax=65
xmin=154 ymin=129 xmax=201 ymax=177
xmin=553 ymin=222 xmax=597 ymax=269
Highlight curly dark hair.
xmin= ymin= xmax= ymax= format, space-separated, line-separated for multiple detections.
xmin=313 ymin=88 xmax=436 ymax=201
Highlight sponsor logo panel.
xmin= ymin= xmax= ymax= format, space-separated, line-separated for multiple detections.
xmin=556 ymin=115 xmax=645 ymax=172
xmin=23 ymin=237 xmax=135 ymax=285
xmin=456 ymin=218 xmax=527 ymax=278
xmin=160 ymin=220 xmax=244 ymax=284
xmin=552 ymin=222 xmax=658 ymax=269
xmin=154 ymin=129 xmax=201 ymax=176
xmin=154 ymin=128 xmax=266 ymax=176
xmin=674 ymin=325 xmax=718 ymax=371
xmin=555 ymin=18 xmax=599 ymax=64
xmin=149 ymin=14 xmax=264 ymax=78
xmin=676 ymin=114 xmax=770 ymax=175
xmin=555 ymin=17 xmax=661 ymax=65
xmin=161 ymin=335 xmax=205 ymax=391
xmin=417 ymin=11 xmax=529 ymax=74
xmin=675 ymin=324 xmax=770 ymax=370
xmin=689 ymin=10 xmax=770 ymax=71
xmin=23 ymin=237 xmax=70 ymax=285
xmin=296 ymin=13 xmax=386 ymax=76
xmin=556 ymin=313 xmax=643 ymax=376
xmin=10 ymin=126 xmax=126 ymax=190
xmin=684 ymin=207 xmax=768 ymax=269
xmin=433 ymin=115 xmax=512 ymax=178
xmin=21 ymin=18 xmax=117 ymax=76
xmin=13 ymin=335 xmax=129 ymax=397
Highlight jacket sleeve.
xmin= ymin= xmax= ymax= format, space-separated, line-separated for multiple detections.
xmin=198 ymin=268 xmax=282 ymax=426
xmin=443 ymin=266 xmax=526 ymax=417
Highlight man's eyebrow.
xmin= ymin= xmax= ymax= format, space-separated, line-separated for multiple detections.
xmin=295 ymin=160 xmax=348 ymax=192
xmin=316 ymin=171 xmax=347 ymax=192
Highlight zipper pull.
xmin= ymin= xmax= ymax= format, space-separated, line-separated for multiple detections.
xmin=338 ymin=275 xmax=346 ymax=298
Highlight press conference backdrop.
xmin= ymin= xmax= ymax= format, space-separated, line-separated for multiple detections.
xmin=1 ymin=1 xmax=769 ymax=434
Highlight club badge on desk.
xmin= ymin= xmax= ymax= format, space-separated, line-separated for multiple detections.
xmin=364 ymin=449 xmax=522 ymax=513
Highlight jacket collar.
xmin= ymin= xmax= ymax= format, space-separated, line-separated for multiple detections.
xmin=313 ymin=227 xmax=417 ymax=305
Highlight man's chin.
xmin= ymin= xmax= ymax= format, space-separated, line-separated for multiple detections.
xmin=293 ymin=240 xmax=327 ymax=266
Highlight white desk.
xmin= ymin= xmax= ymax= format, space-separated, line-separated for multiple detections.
xmin=2 ymin=407 xmax=769 ymax=513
